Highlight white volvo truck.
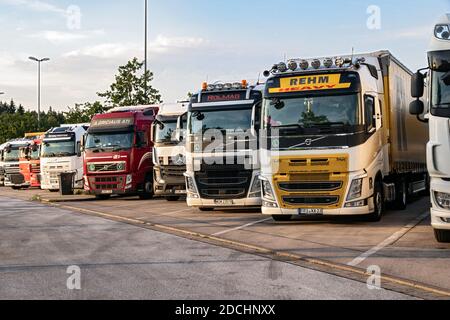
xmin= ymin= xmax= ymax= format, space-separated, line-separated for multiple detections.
xmin=410 ymin=14 xmax=450 ymax=243
xmin=182 ymin=81 xmax=263 ymax=211
xmin=40 ymin=124 xmax=89 ymax=191
xmin=152 ymin=102 xmax=188 ymax=201
xmin=260 ymin=51 xmax=428 ymax=222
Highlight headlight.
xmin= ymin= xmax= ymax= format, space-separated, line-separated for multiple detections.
xmin=261 ymin=180 xmax=275 ymax=201
xmin=435 ymin=191 xmax=450 ymax=209
xmin=126 ymin=174 xmax=132 ymax=185
xmin=248 ymin=175 xmax=261 ymax=198
xmin=347 ymin=178 xmax=363 ymax=201
xmin=186 ymin=176 xmax=198 ymax=194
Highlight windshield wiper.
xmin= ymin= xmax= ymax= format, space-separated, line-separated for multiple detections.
xmin=271 ymin=124 xmax=304 ymax=129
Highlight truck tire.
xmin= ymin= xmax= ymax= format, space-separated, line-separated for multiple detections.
xmin=434 ymin=229 xmax=450 ymax=243
xmin=11 ymin=186 xmax=21 ymax=190
xmin=139 ymin=176 xmax=154 ymax=200
xmin=272 ymin=215 xmax=292 ymax=222
xmin=199 ymin=207 xmax=213 ymax=212
xmin=95 ymin=194 xmax=111 ymax=200
xmin=367 ymin=182 xmax=384 ymax=222
xmin=394 ymin=179 xmax=407 ymax=210
xmin=166 ymin=196 xmax=181 ymax=202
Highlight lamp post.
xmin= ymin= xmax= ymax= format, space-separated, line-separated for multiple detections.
xmin=29 ymin=57 xmax=50 ymax=130
xmin=144 ymin=0 xmax=148 ymax=96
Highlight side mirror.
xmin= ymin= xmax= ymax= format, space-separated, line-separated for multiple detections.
xmin=175 ymin=113 xmax=187 ymax=142
xmin=409 ymin=99 xmax=424 ymax=115
xmin=411 ymin=72 xmax=425 ymax=98
xmin=150 ymin=123 xmax=156 ymax=143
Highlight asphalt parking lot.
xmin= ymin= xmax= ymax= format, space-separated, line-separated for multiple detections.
xmin=1 ymin=186 xmax=450 ymax=299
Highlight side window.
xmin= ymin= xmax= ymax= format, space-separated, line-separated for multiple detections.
xmin=76 ymin=142 xmax=81 ymax=157
xmin=136 ymin=131 xmax=146 ymax=148
xmin=254 ymin=102 xmax=262 ymax=131
xmin=364 ymin=95 xmax=376 ymax=132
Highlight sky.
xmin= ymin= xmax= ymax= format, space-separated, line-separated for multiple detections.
xmin=0 ymin=0 xmax=449 ymax=112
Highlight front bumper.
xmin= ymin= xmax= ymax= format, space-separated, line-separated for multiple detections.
xmin=85 ymin=174 xmax=136 ymax=196
xmin=430 ymin=178 xmax=450 ymax=230
xmin=4 ymin=174 xmax=30 ymax=188
xmin=154 ymin=166 xmax=186 ymax=197
xmin=187 ymin=196 xmax=262 ymax=208
xmin=262 ymin=198 xmax=374 ymax=216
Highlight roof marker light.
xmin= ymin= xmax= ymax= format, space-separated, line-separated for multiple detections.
xmin=287 ymin=60 xmax=298 ymax=71
xmin=335 ymin=57 xmax=345 ymax=67
xmin=241 ymin=80 xmax=248 ymax=88
xmin=202 ymin=82 xmax=208 ymax=90
xmin=299 ymin=60 xmax=309 ymax=70
xmin=277 ymin=62 xmax=287 ymax=73
xmin=312 ymin=59 xmax=321 ymax=69
xmin=323 ymin=58 xmax=333 ymax=68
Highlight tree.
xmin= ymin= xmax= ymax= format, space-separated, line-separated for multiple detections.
xmin=97 ymin=58 xmax=161 ymax=107
xmin=65 ymin=101 xmax=108 ymax=124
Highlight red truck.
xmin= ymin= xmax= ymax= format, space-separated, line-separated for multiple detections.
xmin=83 ymin=105 xmax=159 ymax=199
xmin=19 ymin=138 xmax=43 ymax=188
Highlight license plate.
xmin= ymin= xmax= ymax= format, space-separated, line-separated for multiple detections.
xmin=101 ymin=190 xmax=113 ymax=194
xmin=299 ymin=208 xmax=323 ymax=215
xmin=214 ymin=199 xmax=234 ymax=205
xmin=175 ymin=190 xmax=186 ymax=194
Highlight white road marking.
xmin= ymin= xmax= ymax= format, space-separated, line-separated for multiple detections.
xmin=212 ymin=218 xmax=272 ymax=236
xmin=347 ymin=211 xmax=430 ymax=267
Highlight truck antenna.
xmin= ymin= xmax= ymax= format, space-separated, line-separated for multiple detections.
xmin=257 ymin=72 xmax=261 ymax=85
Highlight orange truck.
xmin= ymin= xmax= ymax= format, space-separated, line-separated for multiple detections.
xmin=19 ymin=133 xmax=45 ymax=188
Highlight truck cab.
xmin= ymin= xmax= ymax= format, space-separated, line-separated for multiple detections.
xmin=19 ymin=138 xmax=43 ymax=188
xmin=183 ymin=81 xmax=262 ymax=211
xmin=40 ymin=124 xmax=89 ymax=191
xmin=152 ymin=102 xmax=188 ymax=201
xmin=261 ymin=52 xmax=428 ymax=222
xmin=3 ymin=139 xmax=33 ymax=189
xmin=0 ymin=143 xmax=7 ymax=186
xmin=83 ymin=105 xmax=158 ymax=200
xmin=410 ymin=14 xmax=450 ymax=242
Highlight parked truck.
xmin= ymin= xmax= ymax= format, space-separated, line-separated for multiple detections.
xmin=40 ymin=124 xmax=89 ymax=191
xmin=83 ymin=105 xmax=158 ymax=200
xmin=3 ymin=139 xmax=33 ymax=189
xmin=182 ymin=81 xmax=263 ymax=211
xmin=410 ymin=14 xmax=450 ymax=242
xmin=260 ymin=51 xmax=428 ymax=222
xmin=152 ymin=102 xmax=188 ymax=201
xmin=0 ymin=143 xmax=8 ymax=186
xmin=19 ymin=133 xmax=45 ymax=188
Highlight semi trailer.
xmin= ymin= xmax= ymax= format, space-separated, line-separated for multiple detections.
xmin=260 ymin=51 xmax=428 ymax=222
xmin=182 ymin=81 xmax=262 ymax=211
xmin=152 ymin=102 xmax=188 ymax=201
xmin=83 ymin=105 xmax=158 ymax=200
xmin=410 ymin=14 xmax=450 ymax=242
xmin=40 ymin=124 xmax=89 ymax=191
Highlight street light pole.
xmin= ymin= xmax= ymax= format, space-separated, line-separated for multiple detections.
xmin=29 ymin=57 xmax=50 ymax=130
xmin=144 ymin=0 xmax=148 ymax=97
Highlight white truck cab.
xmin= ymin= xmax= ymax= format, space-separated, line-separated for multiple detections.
xmin=40 ymin=124 xmax=89 ymax=191
xmin=152 ymin=102 xmax=188 ymax=200
xmin=0 ymin=143 xmax=7 ymax=186
xmin=410 ymin=14 xmax=450 ymax=242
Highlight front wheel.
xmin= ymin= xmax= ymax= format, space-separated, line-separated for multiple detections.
xmin=272 ymin=215 xmax=292 ymax=222
xmin=434 ymin=229 xmax=450 ymax=243
xmin=394 ymin=179 xmax=407 ymax=210
xmin=366 ymin=182 xmax=384 ymax=222
xmin=199 ymin=207 xmax=214 ymax=212
xmin=11 ymin=186 xmax=21 ymax=190
xmin=166 ymin=196 xmax=181 ymax=202
xmin=95 ymin=194 xmax=111 ymax=200
xmin=139 ymin=177 xmax=154 ymax=200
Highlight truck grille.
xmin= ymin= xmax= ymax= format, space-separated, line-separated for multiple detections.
xmin=160 ymin=166 xmax=185 ymax=179
xmin=9 ymin=174 xmax=25 ymax=185
xmin=278 ymin=181 xmax=343 ymax=192
xmin=31 ymin=164 xmax=40 ymax=174
xmin=195 ymin=164 xmax=252 ymax=199
xmin=88 ymin=162 xmax=125 ymax=173
xmin=282 ymin=196 xmax=339 ymax=206
xmin=4 ymin=164 xmax=20 ymax=175
xmin=90 ymin=176 xmax=124 ymax=190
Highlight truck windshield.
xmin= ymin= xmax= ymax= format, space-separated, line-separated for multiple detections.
xmin=86 ymin=132 xmax=134 ymax=151
xmin=155 ymin=121 xmax=177 ymax=143
xmin=4 ymin=148 xmax=20 ymax=162
xmin=189 ymin=107 xmax=253 ymax=134
xmin=263 ymin=94 xmax=360 ymax=130
xmin=41 ymin=140 xmax=75 ymax=158
xmin=432 ymin=70 xmax=450 ymax=110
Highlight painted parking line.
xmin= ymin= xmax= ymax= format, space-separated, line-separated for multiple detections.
xmin=212 ymin=218 xmax=272 ymax=236
xmin=347 ymin=211 xmax=430 ymax=267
